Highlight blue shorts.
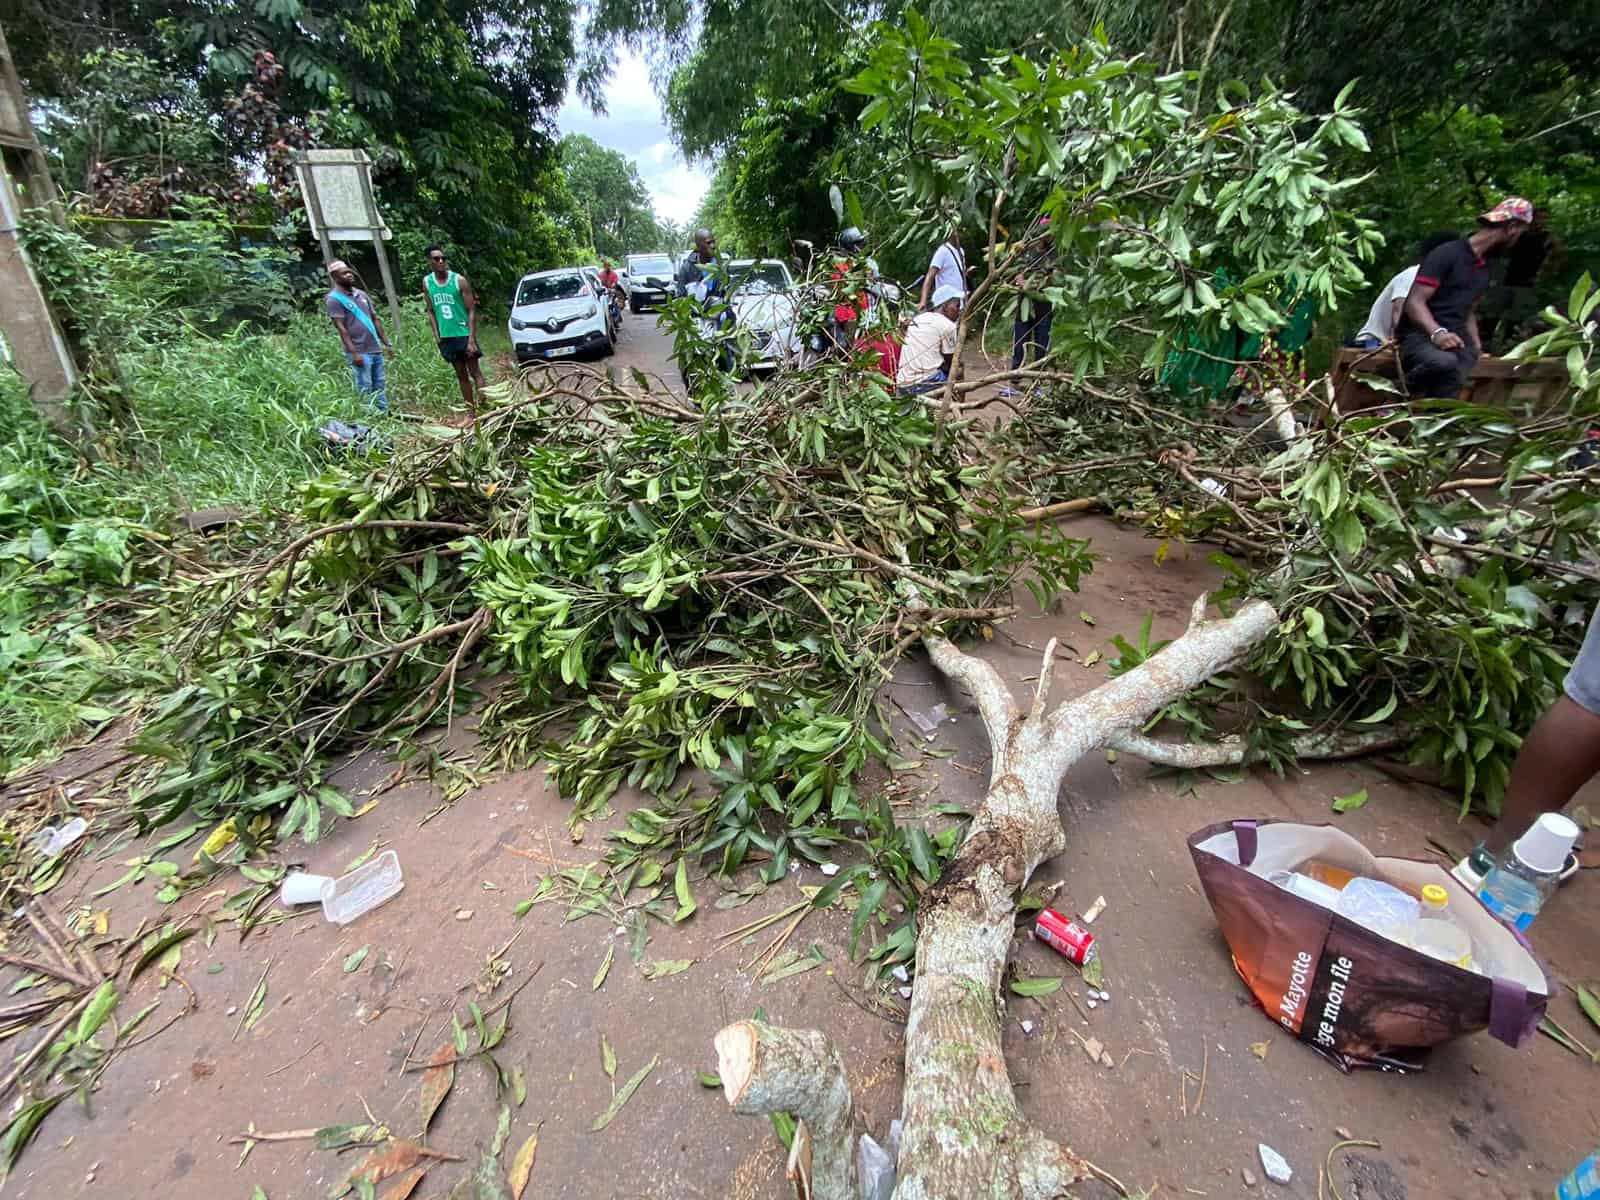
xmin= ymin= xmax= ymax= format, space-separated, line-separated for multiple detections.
xmin=1564 ymin=607 xmax=1600 ymax=716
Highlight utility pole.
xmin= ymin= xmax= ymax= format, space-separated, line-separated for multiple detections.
xmin=0 ymin=20 xmax=80 ymax=434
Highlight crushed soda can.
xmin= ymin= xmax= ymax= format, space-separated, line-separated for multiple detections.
xmin=1035 ymin=908 xmax=1096 ymax=965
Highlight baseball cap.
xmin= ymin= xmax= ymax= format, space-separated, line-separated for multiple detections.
xmin=1479 ymin=196 xmax=1533 ymax=225
xmin=931 ymin=283 xmax=963 ymax=308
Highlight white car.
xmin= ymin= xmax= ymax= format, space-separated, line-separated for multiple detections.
xmin=624 ymin=253 xmax=675 ymax=312
xmin=508 ymin=269 xmax=613 ymax=365
xmin=726 ymin=259 xmax=802 ymax=371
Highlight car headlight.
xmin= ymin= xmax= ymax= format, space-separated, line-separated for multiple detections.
xmin=584 ymin=303 xmax=599 ymax=319
xmin=510 ymin=318 xmax=527 ymax=331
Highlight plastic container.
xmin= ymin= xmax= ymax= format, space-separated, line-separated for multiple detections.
xmin=1451 ymin=842 xmax=1496 ymax=892
xmin=1268 ymin=870 xmax=1342 ymax=911
xmin=1410 ymin=883 xmax=1474 ymax=970
xmin=1478 ymin=813 xmax=1580 ymax=932
xmin=29 ymin=817 xmax=88 ymax=857
xmin=1557 ymin=1148 xmax=1600 ymax=1199
xmin=322 ymin=850 xmax=404 ymax=925
xmin=1301 ymin=859 xmax=1358 ymax=891
xmin=1335 ymin=876 xmax=1419 ymax=942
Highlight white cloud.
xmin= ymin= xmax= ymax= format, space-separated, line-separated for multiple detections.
xmin=556 ymin=50 xmax=711 ymax=227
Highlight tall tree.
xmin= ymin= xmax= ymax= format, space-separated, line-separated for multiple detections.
xmin=559 ymin=134 xmax=670 ymax=259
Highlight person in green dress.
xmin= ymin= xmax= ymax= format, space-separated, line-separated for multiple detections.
xmin=423 ymin=245 xmax=486 ymax=410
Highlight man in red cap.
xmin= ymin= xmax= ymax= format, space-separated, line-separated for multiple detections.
xmin=1396 ymin=196 xmax=1533 ymax=398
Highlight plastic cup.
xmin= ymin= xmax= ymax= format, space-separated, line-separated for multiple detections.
xmin=280 ymin=872 xmax=334 ymax=907
xmin=1514 ymin=812 xmax=1581 ymax=873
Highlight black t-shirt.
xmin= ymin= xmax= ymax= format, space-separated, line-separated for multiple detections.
xmin=1397 ymin=238 xmax=1489 ymax=339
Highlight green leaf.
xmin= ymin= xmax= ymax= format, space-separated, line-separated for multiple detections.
xmin=672 ymin=858 xmax=696 ymax=923
xmin=696 ymin=1071 xmax=722 ymax=1088
xmin=593 ymin=943 xmax=615 ymax=991
xmin=1575 ymin=984 xmax=1600 ymax=1036
xmin=75 ymin=979 xmax=119 ymax=1042
xmin=642 ymin=958 xmax=693 ymax=980
xmin=0 ymin=1095 xmax=65 ymax=1178
xmin=1332 ymin=788 xmax=1370 ymax=814
xmin=1009 ymin=976 xmax=1063 ymax=997
xmin=1357 ymin=692 xmax=1398 ymax=724
xmin=130 ymin=928 xmax=196 ymax=981
xmin=590 ymin=1055 xmax=658 ymax=1131
xmin=600 ymin=1034 xmax=616 ymax=1080
xmin=343 ymin=946 xmax=370 ymax=973
xmin=850 ymin=878 xmax=889 ymax=957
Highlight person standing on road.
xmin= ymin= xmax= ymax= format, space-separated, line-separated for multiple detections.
xmin=1396 ymin=197 xmax=1532 ymax=398
xmin=422 ymin=245 xmax=486 ymax=411
xmin=896 ymin=285 xmax=962 ymax=395
xmin=326 ymin=260 xmax=392 ymax=412
xmin=1002 ymin=217 xmax=1054 ymax=396
xmin=918 ymin=219 xmax=966 ymax=311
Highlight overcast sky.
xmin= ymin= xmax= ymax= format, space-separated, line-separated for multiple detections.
xmin=556 ymin=48 xmax=711 ymax=226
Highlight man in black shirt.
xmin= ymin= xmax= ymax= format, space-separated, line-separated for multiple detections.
xmin=1396 ymin=196 xmax=1533 ymax=398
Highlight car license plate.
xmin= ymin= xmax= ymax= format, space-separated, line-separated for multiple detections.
xmin=544 ymin=346 xmax=574 ymax=357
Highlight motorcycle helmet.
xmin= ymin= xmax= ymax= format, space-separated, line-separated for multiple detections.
xmin=836 ymin=226 xmax=868 ymax=253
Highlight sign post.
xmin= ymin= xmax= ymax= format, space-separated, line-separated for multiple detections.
xmin=0 ymin=20 xmax=79 ymax=432
xmin=294 ymin=149 xmax=403 ymax=345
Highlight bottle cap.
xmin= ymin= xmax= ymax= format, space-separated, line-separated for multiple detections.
xmin=1512 ymin=812 xmax=1581 ymax=874
xmin=1420 ymin=884 xmax=1448 ymax=910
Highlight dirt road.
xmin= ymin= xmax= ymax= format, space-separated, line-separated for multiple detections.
xmin=7 ymin=319 xmax=1597 ymax=1200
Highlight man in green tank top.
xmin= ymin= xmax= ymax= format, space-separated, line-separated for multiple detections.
xmin=423 ymin=245 xmax=486 ymax=410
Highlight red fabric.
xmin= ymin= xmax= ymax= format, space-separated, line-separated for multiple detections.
xmin=858 ymin=335 xmax=900 ymax=380
xmin=1415 ymin=274 xmax=1441 ymax=287
xmin=599 ymin=268 xmax=618 ymax=287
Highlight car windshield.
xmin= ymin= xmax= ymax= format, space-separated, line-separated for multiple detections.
xmin=732 ymin=264 xmax=791 ymax=296
xmin=629 ymin=256 xmax=672 ymax=275
xmin=516 ymin=274 xmax=586 ymax=305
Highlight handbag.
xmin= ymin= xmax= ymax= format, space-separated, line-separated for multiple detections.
xmin=1188 ymin=818 xmax=1548 ymax=1071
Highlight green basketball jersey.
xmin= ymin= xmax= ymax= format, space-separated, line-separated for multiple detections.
xmin=425 ymin=271 xmax=471 ymax=338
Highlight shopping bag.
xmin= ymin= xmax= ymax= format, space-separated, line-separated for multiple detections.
xmin=1188 ymin=818 xmax=1549 ymax=1072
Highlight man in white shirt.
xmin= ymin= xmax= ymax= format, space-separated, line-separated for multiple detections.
xmin=897 ymin=285 xmax=963 ymax=394
xmin=918 ymin=221 xmax=966 ymax=310
xmin=1353 ymin=232 xmax=1456 ymax=348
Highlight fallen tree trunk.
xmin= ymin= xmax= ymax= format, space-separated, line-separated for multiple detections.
xmin=716 ymin=594 xmax=1280 ymax=1197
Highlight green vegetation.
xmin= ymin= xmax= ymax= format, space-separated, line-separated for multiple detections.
xmin=1 ymin=225 xmax=463 ymax=773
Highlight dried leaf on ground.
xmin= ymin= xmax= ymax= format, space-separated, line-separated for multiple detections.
xmin=508 ymin=1129 xmax=540 ymax=1199
xmin=344 ymin=946 xmax=370 ymax=973
xmin=592 ymin=943 xmax=614 ymax=991
xmin=383 ymin=1167 xmax=427 ymax=1200
xmin=590 ymin=1055 xmax=658 ymax=1132
xmin=600 ymin=1033 xmax=617 ymax=1081
xmin=420 ymin=1043 xmax=456 ymax=1132
xmin=338 ymin=1140 xmax=439 ymax=1196
xmin=642 ymin=958 xmax=693 ymax=980
xmin=1250 ymin=1040 xmax=1271 ymax=1060
xmin=235 ymin=960 xmax=271 ymax=1040
xmin=512 ymin=1066 xmax=527 ymax=1106
xmin=316 ymin=1123 xmax=386 ymax=1151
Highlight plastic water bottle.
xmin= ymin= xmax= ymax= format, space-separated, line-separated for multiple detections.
xmin=1557 ymin=1148 xmax=1600 ymax=1199
xmin=1410 ymin=883 xmax=1474 ymax=970
xmin=1478 ymin=812 xmax=1580 ymax=932
xmin=1335 ymin=877 xmax=1419 ymax=942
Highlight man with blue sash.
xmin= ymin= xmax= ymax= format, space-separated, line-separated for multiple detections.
xmin=325 ymin=260 xmax=393 ymax=412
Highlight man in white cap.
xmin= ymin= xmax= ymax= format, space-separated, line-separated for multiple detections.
xmin=325 ymin=259 xmax=393 ymax=412
xmin=897 ymin=285 xmax=962 ymax=395
xmin=1396 ymin=196 xmax=1533 ymax=398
